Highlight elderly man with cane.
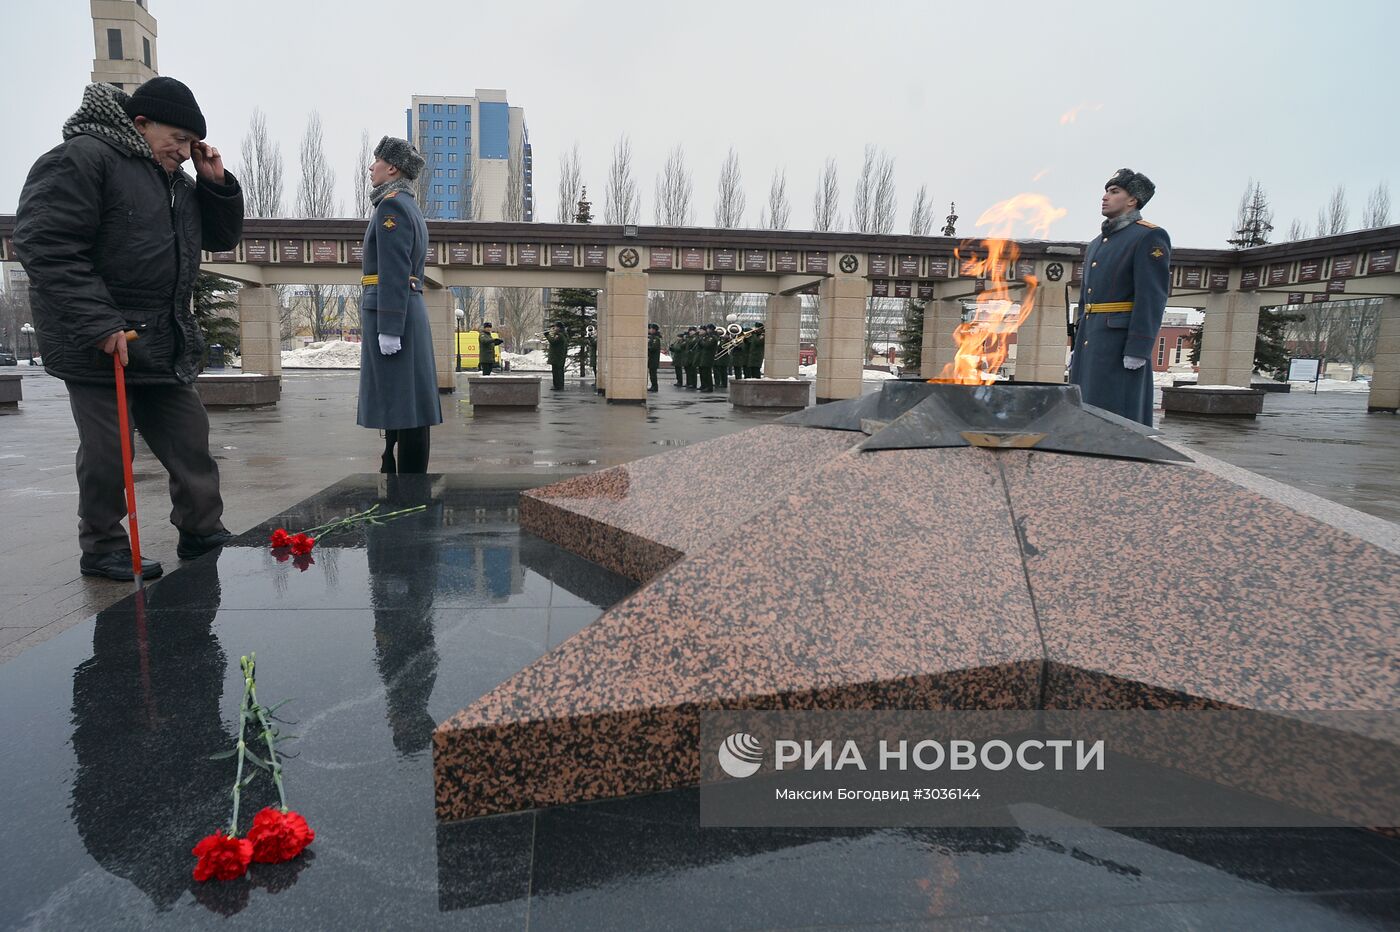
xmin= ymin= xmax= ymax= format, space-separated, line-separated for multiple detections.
xmin=15 ymin=78 xmax=244 ymax=580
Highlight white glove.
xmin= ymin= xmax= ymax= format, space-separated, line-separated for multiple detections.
xmin=1123 ymin=355 xmax=1147 ymax=370
xmin=378 ymin=334 xmax=402 ymax=356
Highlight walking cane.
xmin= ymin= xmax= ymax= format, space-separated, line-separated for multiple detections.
xmin=113 ymin=330 xmax=144 ymax=587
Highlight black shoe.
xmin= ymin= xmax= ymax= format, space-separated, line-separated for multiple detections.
xmin=81 ymin=550 xmax=164 ymax=581
xmin=177 ymin=529 xmax=234 ymax=560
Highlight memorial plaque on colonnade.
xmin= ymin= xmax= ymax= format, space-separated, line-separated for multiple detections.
xmin=550 ymin=244 xmax=574 ymax=266
xmin=872 ymin=280 xmax=889 ymax=297
xmin=1288 ymin=292 xmax=1306 ymax=305
xmin=705 ymin=274 xmax=722 ymax=292
xmin=928 ymin=256 xmax=951 ymax=279
xmin=898 ymin=255 xmax=920 ymax=277
xmin=1327 ymin=279 xmax=1347 ymax=293
xmin=1331 ymin=255 xmax=1356 ymax=278
xmin=805 ymin=252 xmax=828 ymax=273
xmin=775 ymin=250 xmax=799 ymax=272
xmin=483 ymin=243 xmax=507 ymax=265
xmin=1210 ymin=269 xmax=1230 ymax=290
xmin=1267 ymin=264 xmax=1289 ymax=286
xmin=585 ymin=246 xmax=608 ymax=267
xmin=311 ymin=240 xmax=338 ymax=264
xmin=349 ymin=242 xmax=364 ymax=262
xmin=1312 ymin=293 xmax=1331 ymax=303
xmin=917 ymin=282 xmax=935 ymax=300
xmin=743 ymin=249 xmax=768 ymax=271
xmin=1182 ymin=267 xmax=1203 ymax=288
xmin=1298 ymin=258 xmax=1322 ymax=282
xmin=517 ymin=244 xmax=541 ymax=266
xmin=714 ymin=249 xmax=738 ymax=271
xmin=649 ymin=247 xmax=673 ymax=269
xmin=682 ymin=247 xmax=705 ymax=270
xmin=1072 ymin=262 xmax=1083 ymax=284
xmin=278 ymin=241 xmax=303 ymax=264
xmin=448 ymin=243 xmax=471 ymax=264
xmin=209 ymin=249 xmax=236 ymax=262
xmin=1240 ymin=267 xmax=1261 ymax=289
xmin=1368 ymin=248 xmax=1397 ymax=274
xmin=894 ymin=280 xmax=912 ymax=298
xmin=869 ymin=254 xmax=891 ymax=276
xmin=1015 ymin=259 xmax=1036 ymax=281
xmin=241 ymin=239 xmax=269 ymax=263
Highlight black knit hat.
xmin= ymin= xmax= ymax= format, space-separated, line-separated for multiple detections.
xmin=374 ymin=135 xmax=425 ymax=181
xmin=648 ymin=323 xmax=659 ymax=331
xmin=1105 ymin=168 xmax=1155 ymax=208
xmin=122 ymin=77 xmax=207 ymax=138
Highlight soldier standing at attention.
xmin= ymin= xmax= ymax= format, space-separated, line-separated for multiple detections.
xmin=545 ymin=322 xmax=568 ymax=391
xmin=1068 ymin=168 xmax=1171 ymax=426
xmin=647 ymin=323 xmax=662 ymax=392
xmin=477 ymin=321 xmax=503 ymax=376
xmin=683 ymin=326 xmax=701 ymax=389
xmin=745 ymin=321 xmax=766 ymax=378
xmin=669 ymin=329 xmax=687 ymax=387
xmin=696 ymin=324 xmax=719 ymax=392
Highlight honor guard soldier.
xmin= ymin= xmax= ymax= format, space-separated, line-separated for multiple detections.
xmin=1069 ymin=168 xmax=1171 ymax=426
xmin=745 ymin=322 xmax=766 ymax=378
xmin=545 ymin=322 xmax=568 ymax=391
xmin=669 ymin=329 xmax=688 ymax=387
xmin=647 ymin=323 xmax=662 ymax=392
xmin=477 ymin=321 xmax=503 ymax=376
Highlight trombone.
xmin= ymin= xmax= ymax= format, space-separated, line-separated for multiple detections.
xmin=715 ymin=324 xmax=748 ymax=358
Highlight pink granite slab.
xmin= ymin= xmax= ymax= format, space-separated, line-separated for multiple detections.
xmin=435 ymin=446 xmax=1044 ymax=820
xmin=519 ymin=425 xmax=860 ymax=581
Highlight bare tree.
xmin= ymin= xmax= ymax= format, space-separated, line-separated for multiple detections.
xmin=1363 ymin=182 xmax=1392 ymax=228
xmin=502 ymin=135 xmax=526 ymax=221
xmin=238 ymin=107 xmax=284 ymax=218
xmin=908 ymin=184 xmax=932 ymax=236
xmin=495 ymin=287 xmax=540 ymax=354
xmin=1226 ymin=180 xmax=1273 ymax=248
xmin=1318 ymin=184 xmax=1348 ymax=236
xmin=713 ymin=148 xmax=746 ymax=228
xmin=604 ymin=135 xmax=640 ymax=224
xmin=812 ymin=158 xmax=840 ymax=231
xmin=557 ymin=142 xmax=583 ymax=223
xmin=654 ymin=144 xmax=694 ymax=225
xmin=296 ymin=111 xmax=340 ymax=341
xmin=353 ymin=130 xmax=372 ymax=218
xmin=758 ymin=168 xmax=791 ymax=230
xmin=1285 ymin=218 xmax=1307 ymax=241
xmin=851 ymin=146 xmax=897 ymax=235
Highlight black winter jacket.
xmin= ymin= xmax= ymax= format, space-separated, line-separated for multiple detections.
xmin=14 ymin=133 xmax=243 ymax=385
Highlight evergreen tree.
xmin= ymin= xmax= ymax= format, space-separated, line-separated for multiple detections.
xmin=547 ymin=187 xmax=597 ymax=358
xmin=897 ymin=299 xmax=925 ymax=373
xmin=1254 ymin=307 xmax=1305 ymax=380
xmin=192 ymin=273 xmax=241 ymax=365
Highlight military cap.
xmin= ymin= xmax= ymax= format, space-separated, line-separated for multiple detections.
xmin=374 ymin=136 xmax=425 ymax=180
xmin=1105 ymin=168 xmax=1155 ymax=208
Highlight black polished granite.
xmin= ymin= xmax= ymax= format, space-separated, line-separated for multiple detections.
xmin=1 ymin=473 xmax=1397 ymax=930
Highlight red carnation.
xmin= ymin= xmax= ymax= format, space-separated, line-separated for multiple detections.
xmin=246 ymin=807 xmax=316 ymax=863
xmin=290 ymin=533 xmax=315 ymax=555
xmin=292 ymin=552 xmax=315 ymax=572
xmin=269 ymin=528 xmax=292 ymax=548
xmin=192 ymin=830 xmax=253 ymax=881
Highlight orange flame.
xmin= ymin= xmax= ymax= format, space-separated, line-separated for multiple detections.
xmin=935 ymin=194 xmax=1067 ymax=385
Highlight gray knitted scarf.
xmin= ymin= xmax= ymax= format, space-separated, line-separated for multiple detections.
xmin=61 ymin=83 xmax=153 ymax=160
xmin=1101 ymin=208 xmax=1142 ymax=235
xmin=370 ymin=178 xmax=416 ymax=206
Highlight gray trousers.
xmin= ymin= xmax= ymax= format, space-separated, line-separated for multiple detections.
xmin=66 ymin=381 xmax=225 ymax=554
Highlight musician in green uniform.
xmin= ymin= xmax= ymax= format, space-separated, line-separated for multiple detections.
xmin=696 ymin=324 xmax=719 ymax=392
xmin=744 ymin=321 xmax=766 ymax=378
xmin=669 ymin=329 xmax=687 ymax=387
xmin=545 ymin=322 xmax=568 ymax=391
xmin=647 ymin=323 xmax=662 ymax=392
xmin=683 ymin=326 xmax=700 ymax=389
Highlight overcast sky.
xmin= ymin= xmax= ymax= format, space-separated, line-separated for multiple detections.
xmin=2 ymin=0 xmax=1396 ymax=248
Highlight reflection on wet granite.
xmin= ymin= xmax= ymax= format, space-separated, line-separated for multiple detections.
xmin=0 ymin=472 xmax=1396 ymax=928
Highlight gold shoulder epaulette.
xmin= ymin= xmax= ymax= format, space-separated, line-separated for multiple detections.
xmin=1136 ymin=219 xmax=1158 ymax=228
xmin=384 ymin=191 xmax=398 ymax=199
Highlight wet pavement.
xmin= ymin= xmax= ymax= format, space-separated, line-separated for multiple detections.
xmin=2 ymin=471 xmax=1398 ymax=929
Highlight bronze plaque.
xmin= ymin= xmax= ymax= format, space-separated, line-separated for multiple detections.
xmin=1071 ymin=263 xmax=1084 ymax=284
xmin=872 ymin=279 xmax=890 ymax=297
xmin=311 ymin=240 xmax=338 ymax=264
xmin=704 ymin=274 xmax=722 ymax=292
xmin=897 ymin=254 xmax=921 ymax=276
xmin=209 ymin=249 xmax=236 ymax=262
xmin=917 ymin=282 xmax=934 ymax=300
xmin=1331 ymin=255 xmax=1356 ymax=278
xmin=550 ymin=244 xmax=574 ymax=266
xmin=742 ymin=249 xmax=767 ymax=272
xmin=928 ymin=256 xmax=951 ymax=278
xmin=1266 ymin=264 xmax=1289 ymax=286
xmin=1297 ymin=258 xmax=1322 ymax=282
xmin=894 ymin=280 xmax=912 ymax=298
xmin=1311 ymin=293 xmax=1330 ymax=303
xmin=1209 ymin=269 xmax=1230 ymax=291
xmin=484 ymin=243 xmax=507 ymax=265
xmin=1182 ymin=267 xmax=1203 ymax=288
xmin=869 ymin=254 xmax=891 ymax=277
xmin=584 ymin=245 xmax=608 ymax=267
xmin=517 ymin=244 xmax=540 ymax=266
xmin=775 ymin=250 xmax=799 ymax=273
xmin=1287 ymin=292 xmax=1305 ymax=304
xmin=1327 ymin=279 xmax=1347 ymax=294
xmin=1368 ymin=248 xmax=1397 ymax=274
xmin=714 ymin=249 xmax=738 ymax=271
xmin=681 ymin=247 xmax=705 ymax=270
xmin=349 ymin=242 xmax=364 ymax=263
xmin=1240 ymin=267 xmax=1261 ymax=289
xmin=649 ymin=247 xmax=673 ymax=269
xmin=805 ymin=252 xmax=829 ymax=273
xmin=448 ymin=243 xmax=473 ymax=264
xmin=278 ymin=240 xmax=304 ymax=263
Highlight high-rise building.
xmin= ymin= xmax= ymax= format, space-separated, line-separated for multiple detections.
xmin=405 ymin=90 xmax=532 ymax=222
xmin=90 ymin=0 xmax=158 ymax=91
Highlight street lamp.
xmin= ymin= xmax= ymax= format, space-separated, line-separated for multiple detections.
xmin=20 ymin=323 xmax=34 ymax=364
xmin=454 ymin=307 xmax=465 ymax=372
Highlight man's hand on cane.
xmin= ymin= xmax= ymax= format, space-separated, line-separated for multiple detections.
xmin=100 ymin=330 xmax=130 ymax=367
